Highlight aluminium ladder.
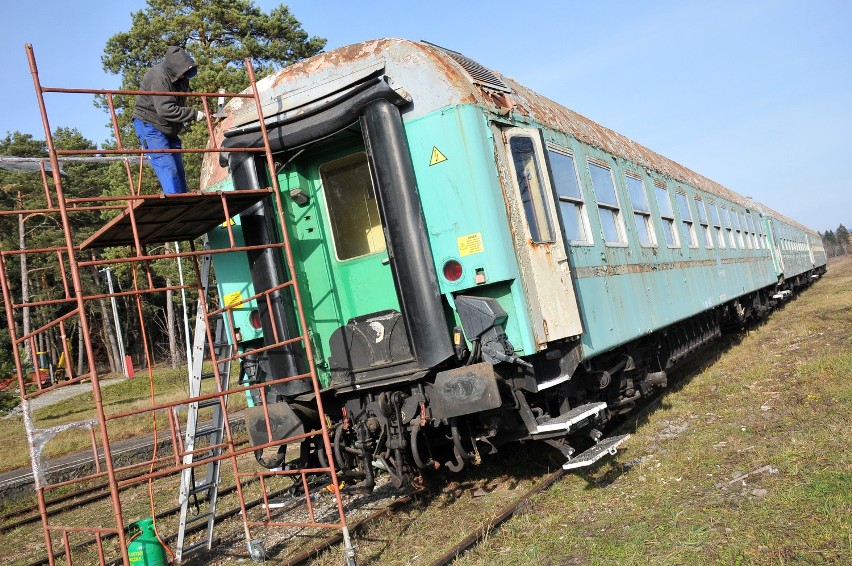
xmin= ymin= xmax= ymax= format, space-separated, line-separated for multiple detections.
xmin=175 ymin=244 xmax=234 ymax=562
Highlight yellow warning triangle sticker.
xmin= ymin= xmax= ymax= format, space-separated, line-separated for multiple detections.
xmin=220 ymin=218 xmax=236 ymax=227
xmin=429 ymin=146 xmax=447 ymax=166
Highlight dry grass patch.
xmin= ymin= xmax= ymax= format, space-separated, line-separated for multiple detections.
xmin=0 ymin=363 xmax=246 ymax=473
xmin=306 ymin=258 xmax=852 ymax=566
xmin=457 ymin=257 xmax=852 ymax=565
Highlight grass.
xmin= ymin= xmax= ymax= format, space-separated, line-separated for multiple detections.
xmin=310 ymin=256 xmax=852 ymax=565
xmin=0 ymin=362 xmax=246 ymax=474
xmin=0 ymin=361 xmax=256 ymax=565
xmin=4 ymin=258 xmax=851 ymax=565
xmin=0 ymin=446 xmax=270 ymax=565
xmin=456 ymin=256 xmax=852 ymax=566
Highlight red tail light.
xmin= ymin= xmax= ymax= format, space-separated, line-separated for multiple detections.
xmin=249 ymin=309 xmax=262 ymax=329
xmin=443 ymin=260 xmax=463 ymax=282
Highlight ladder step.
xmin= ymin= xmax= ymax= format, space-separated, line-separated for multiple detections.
xmin=534 ymin=402 xmax=607 ymax=434
xmin=198 ymin=398 xmax=222 ymax=409
xmin=200 ymin=372 xmax=217 ymax=380
xmin=193 ymin=451 xmax=222 ymax=464
xmin=181 ymin=540 xmax=210 ymax=556
xmin=562 ymin=434 xmax=630 ymax=470
xmin=194 ymin=424 xmax=222 ymax=437
xmin=189 ymin=481 xmax=213 ymax=496
xmin=186 ymin=511 xmax=214 ymax=525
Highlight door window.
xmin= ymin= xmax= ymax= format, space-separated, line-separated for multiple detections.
xmin=319 ymin=153 xmax=386 ymax=261
xmin=509 ymin=135 xmax=556 ymax=243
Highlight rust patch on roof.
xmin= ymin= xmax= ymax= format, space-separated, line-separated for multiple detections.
xmin=501 ymin=77 xmax=815 ymax=236
xmin=201 ymin=38 xmax=815 ymax=237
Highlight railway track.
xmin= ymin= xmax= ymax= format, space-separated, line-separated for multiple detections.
xmin=0 ymin=436 xmax=251 ymax=536
xmin=281 ymin=341 xmax=726 ymax=565
xmin=7 ymin=341 xmax=725 ymax=565
xmin=22 ymin=481 xmax=288 ymax=566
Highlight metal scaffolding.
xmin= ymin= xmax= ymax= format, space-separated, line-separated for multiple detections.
xmin=0 ymin=44 xmax=353 ymax=565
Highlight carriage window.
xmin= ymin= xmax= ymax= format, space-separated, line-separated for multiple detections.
xmin=708 ymin=201 xmax=725 ymax=248
xmin=676 ymin=191 xmax=698 ymax=248
xmin=626 ymin=174 xmax=655 ymax=246
xmin=707 ymin=202 xmax=725 ymax=248
xmin=588 ymin=160 xmax=626 ymax=245
xmin=549 ymin=149 xmax=590 ymax=244
xmin=695 ymin=197 xmax=712 ymax=248
xmin=734 ymin=210 xmax=748 ymax=248
xmin=320 ymin=152 xmax=386 ymax=261
xmin=721 ymin=205 xmax=736 ymax=248
xmin=746 ymin=214 xmax=760 ymax=248
xmin=509 ymin=136 xmax=555 ymax=243
xmin=655 ymin=182 xmax=679 ymax=247
xmin=752 ymin=212 xmax=765 ymax=249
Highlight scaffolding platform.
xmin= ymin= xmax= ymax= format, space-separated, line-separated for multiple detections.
xmin=80 ymin=190 xmax=270 ymax=249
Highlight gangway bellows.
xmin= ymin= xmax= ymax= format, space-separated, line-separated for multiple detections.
xmin=0 ymin=44 xmax=354 ymax=565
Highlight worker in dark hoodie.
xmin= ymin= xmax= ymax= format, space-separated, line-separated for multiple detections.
xmin=132 ymin=46 xmax=205 ymax=194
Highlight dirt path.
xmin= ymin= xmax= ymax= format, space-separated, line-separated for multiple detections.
xmin=3 ymin=375 xmax=129 ymax=417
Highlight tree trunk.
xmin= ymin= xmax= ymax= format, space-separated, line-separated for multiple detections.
xmin=166 ymin=277 xmax=179 ymax=369
xmin=91 ymin=267 xmax=120 ymax=374
xmin=47 ymin=325 xmax=59 ymax=372
xmin=76 ymin=319 xmax=85 ymax=377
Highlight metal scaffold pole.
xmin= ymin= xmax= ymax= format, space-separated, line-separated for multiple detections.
xmin=0 ymin=44 xmax=353 ymax=566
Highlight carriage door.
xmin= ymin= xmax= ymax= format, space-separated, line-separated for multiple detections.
xmin=496 ymin=127 xmax=583 ymax=349
xmin=279 ymin=148 xmax=399 ymax=374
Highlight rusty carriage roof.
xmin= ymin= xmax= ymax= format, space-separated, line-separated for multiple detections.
xmin=202 ymin=38 xmax=815 ymax=237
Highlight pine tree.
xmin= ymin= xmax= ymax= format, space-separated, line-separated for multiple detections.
xmin=0 ymin=130 xmax=126 ymax=377
xmin=836 ymin=224 xmax=849 ymax=255
xmin=101 ymin=0 xmax=325 ymax=191
xmin=822 ymin=230 xmax=838 ymax=258
xmin=95 ymin=1 xmax=325 ymax=366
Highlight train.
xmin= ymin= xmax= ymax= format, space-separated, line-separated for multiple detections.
xmin=199 ymin=39 xmax=827 ymax=491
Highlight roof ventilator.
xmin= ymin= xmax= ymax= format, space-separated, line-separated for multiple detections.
xmin=421 ymin=41 xmax=512 ymax=93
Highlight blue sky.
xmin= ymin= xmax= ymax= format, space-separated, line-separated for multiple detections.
xmin=2 ymin=0 xmax=850 ymax=232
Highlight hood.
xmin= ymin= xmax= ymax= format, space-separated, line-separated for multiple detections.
xmin=162 ymin=46 xmax=197 ymax=80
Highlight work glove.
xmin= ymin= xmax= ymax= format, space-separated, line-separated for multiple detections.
xmin=196 ymin=110 xmax=206 ymax=121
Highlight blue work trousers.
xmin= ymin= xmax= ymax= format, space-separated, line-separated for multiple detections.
xmin=133 ymin=118 xmax=188 ymax=194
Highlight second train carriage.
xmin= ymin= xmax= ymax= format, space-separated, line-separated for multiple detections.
xmin=200 ymin=39 xmax=826 ymax=488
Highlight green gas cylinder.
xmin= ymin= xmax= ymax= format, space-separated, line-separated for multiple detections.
xmin=126 ymin=517 xmax=168 ymax=566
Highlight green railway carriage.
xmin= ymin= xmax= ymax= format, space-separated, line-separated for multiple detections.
xmin=200 ymin=39 xmax=826 ymax=486
xmin=766 ymin=215 xmax=825 ymax=282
